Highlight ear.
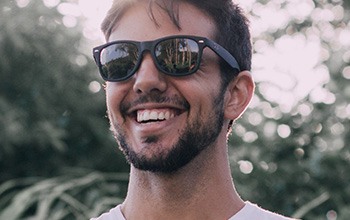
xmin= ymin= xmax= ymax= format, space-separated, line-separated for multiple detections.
xmin=224 ymin=71 xmax=255 ymax=121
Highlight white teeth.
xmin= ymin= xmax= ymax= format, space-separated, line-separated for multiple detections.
xmin=150 ymin=111 xmax=158 ymax=120
xmin=137 ymin=110 xmax=175 ymax=123
xmin=158 ymin=112 xmax=165 ymax=120
xmin=164 ymin=111 xmax=170 ymax=120
xmin=143 ymin=111 xmax=150 ymax=120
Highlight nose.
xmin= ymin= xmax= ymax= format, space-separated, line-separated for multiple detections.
xmin=133 ymin=53 xmax=167 ymax=94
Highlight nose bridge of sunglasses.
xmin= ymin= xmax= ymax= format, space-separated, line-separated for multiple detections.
xmin=139 ymin=40 xmax=154 ymax=54
xmin=135 ymin=41 xmax=155 ymax=63
xmin=133 ymin=41 xmax=161 ymax=73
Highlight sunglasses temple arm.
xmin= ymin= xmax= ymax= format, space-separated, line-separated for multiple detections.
xmin=205 ymin=40 xmax=241 ymax=73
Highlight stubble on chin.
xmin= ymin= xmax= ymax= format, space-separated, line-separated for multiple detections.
xmin=110 ymin=109 xmax=224 ymax=174
xmin=143 ymin=135 xmax=159 ymax=144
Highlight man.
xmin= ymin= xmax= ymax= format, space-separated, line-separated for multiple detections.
xmin=91 ymin=0 xmax=295 ymax=219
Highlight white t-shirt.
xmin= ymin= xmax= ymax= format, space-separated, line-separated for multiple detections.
xmin=90 ymin=202 xmax=296 ymax=220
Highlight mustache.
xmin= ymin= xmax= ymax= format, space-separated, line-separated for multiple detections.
xmin=120 ymin=93 xmax=190 ymax=115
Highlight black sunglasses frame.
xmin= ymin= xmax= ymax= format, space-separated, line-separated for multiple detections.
xmin=93 ymin=35 xmax=241 ymax=82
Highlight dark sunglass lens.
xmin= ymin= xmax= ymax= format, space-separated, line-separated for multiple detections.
xmin=100 ymin=43 xmax=138 ymax=81
xmin=155 ymin=38 xmax=199 ymax=75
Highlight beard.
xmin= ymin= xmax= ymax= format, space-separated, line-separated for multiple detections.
xmin=109 ymin=87 xmax=226 ymax=174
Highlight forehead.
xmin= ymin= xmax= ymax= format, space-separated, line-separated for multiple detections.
xmin=108 ymin=1 xmax=216 ymax=42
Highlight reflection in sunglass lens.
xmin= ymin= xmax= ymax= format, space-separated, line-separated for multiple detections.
xmin=100 ymin=43 xmax=138 ymax=80
xmin=155 ymin=38 xmax=199 ymax=75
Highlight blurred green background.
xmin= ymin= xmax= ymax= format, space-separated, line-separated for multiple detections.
xmin=0 ymin=0 xmax=349 ymax=219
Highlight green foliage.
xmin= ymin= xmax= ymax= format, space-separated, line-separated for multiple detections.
xmin=0 ymin=171 xmax=128 ymax=220
xmin=228 ymin=0 xmax=350 ymax=218
xmin=0 ymin=0 xmax=128 ymax=181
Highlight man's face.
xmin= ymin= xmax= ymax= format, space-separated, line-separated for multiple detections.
xmin=106 ymin=2 xmax=228 ymax=173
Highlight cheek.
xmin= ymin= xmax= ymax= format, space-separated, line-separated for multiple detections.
xmin=105 ymin=83 xmax=127 ymax=114
xmin=106 ymin=89 xmax=118 ymax=111
xmin=175 ymin=74 xmax=222 ymax=110
xmin=185 ymin=86 xmax=220 ymax=120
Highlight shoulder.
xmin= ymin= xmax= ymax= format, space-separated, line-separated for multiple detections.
xmin=229 ymin=202 xmax=298 ymax=220
xmin=90 ymin=205 xmax=125 ymax=220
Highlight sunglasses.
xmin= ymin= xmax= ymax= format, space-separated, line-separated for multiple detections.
xmin=93 ymin=35 xmax=241 ymax=82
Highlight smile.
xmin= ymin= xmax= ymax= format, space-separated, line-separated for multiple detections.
xmin=136 ymin=109 xmax=178 ymax=123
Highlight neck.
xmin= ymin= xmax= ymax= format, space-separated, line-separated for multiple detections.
xmin=121 ymin=133 xmax=245 ymax=220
